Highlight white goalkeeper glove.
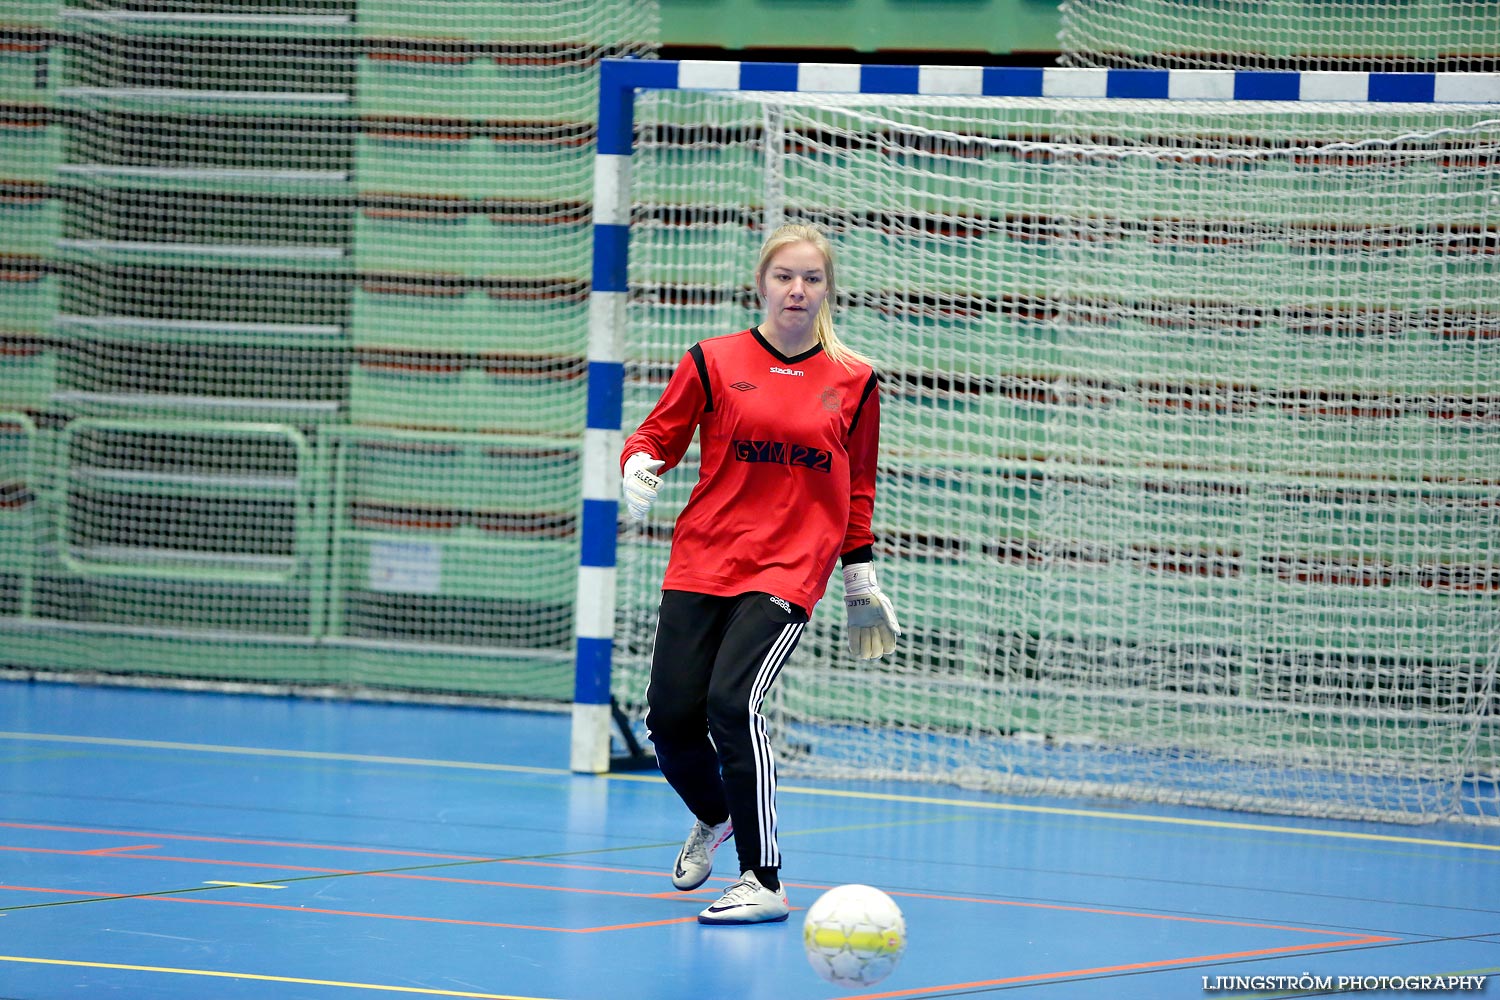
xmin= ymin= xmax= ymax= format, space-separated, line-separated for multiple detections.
xmin=622 ymin=452 xmax=665 ymax=521
xmin=843 ymin=562 xmax=902 ymax=659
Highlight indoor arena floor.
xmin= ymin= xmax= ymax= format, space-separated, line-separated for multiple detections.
xmin=1 ymin=680 xmax=1496 ymax=1000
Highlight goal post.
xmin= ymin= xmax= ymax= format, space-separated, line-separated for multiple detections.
xmin=573 ymin=59 xmax=1500 ymax=824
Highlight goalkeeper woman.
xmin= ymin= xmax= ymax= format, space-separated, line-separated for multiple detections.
xmin=620 ymin=222 xmax=901 ymax=925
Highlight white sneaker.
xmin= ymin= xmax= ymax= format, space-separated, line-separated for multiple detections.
xmin=698 ymin=870 xmax=790 ymax=925
xmin=671 ymin=818 xmax=733 ymax=891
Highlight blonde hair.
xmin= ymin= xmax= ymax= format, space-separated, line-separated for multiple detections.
xmin=755 ymin=222 xmax=874 ymax=371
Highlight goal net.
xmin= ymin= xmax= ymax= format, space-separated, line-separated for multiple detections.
xmin=1058 ymin=0 xmax=1500 ymax=71
xmin=605 ymin=71 xmax=1500 ymax=823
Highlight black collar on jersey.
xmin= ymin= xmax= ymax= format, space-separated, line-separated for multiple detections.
xmin=751 ymin=325 xmax=824 ymax=365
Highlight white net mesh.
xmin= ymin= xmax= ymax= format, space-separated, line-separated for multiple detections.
xmin=1058 ymin=0 xmax=1500 ymax=70
xmin=0 ymin=1 xmax=657 ymax=697
xmin=613 ymin=89 xmax=1500 ymax=822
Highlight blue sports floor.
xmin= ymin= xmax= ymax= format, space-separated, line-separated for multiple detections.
xmin=1 ymin=680 xmax=1497 ymax=1000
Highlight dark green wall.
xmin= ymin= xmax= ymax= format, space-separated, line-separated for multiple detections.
xmin=658 ymin=0 xmax=1063 ymax=55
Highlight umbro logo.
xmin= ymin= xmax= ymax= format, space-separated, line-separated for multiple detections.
xmin=730 ymin=381 xmax=757 ymax=391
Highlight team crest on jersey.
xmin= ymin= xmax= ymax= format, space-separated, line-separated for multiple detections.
xmin=820 ymin=387 xmax=840 ymax=412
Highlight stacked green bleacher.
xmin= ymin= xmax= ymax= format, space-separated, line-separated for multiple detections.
xmin=0 ymin=1 xmax=658 ymax=699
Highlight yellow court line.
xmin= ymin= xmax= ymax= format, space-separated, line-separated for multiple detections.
xmin=0 ymin=955 xmax=555 ymax=1000
xmin=6 ymin=730 xmax=1498 ymax=854
xmin=0 ymin=731 xmax=562 ymax=776
xmin=612 ymin=773 xmax=1500 ymax=854
xmin=785 ymin=784 xmax=1500 ymax=853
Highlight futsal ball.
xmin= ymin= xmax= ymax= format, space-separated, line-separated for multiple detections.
xmin=802 ymin=883 xmax=907 ymax=989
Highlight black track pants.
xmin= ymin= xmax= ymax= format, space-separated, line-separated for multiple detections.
xmin=643 ymin=589 xmax=809 ymax=876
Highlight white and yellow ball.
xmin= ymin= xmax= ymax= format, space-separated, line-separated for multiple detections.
xmin=802 ymin=883 xmax=907 ymax=988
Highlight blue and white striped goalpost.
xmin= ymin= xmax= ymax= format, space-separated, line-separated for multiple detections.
xmin=570 ymin=58 xmax=1500 ymax=774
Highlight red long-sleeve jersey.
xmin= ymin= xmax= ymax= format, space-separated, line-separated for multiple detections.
xmin=622 ymin=327 xmax=881 ymax=612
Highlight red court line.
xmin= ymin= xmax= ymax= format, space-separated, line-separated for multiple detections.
xmin=0 ymin=878 xmax=1401 ymax=994
xmin=0 ymin=843 xmax=696 ymax=901
xmin=0 ymin=821 xmax=488 ymax=861
xmin=828 ymin=888 xmax=1403 ymax=997
xmin=0 ymin=884 xmax=696 ymax=934
xmin=504 ymin=857 xmax=695 ymax=877
xmin=847 ymin=934 xmax=1399 ymax=1000
xmin=883 ymin=888 xmax=1383 ymax=938
xmin=0 ymin=823 xmax=697 ymax=884
xmin=0 ymin=844 xmax=361 ymax=871
xmin=0 ymin=820 xmax=1402 ymax=985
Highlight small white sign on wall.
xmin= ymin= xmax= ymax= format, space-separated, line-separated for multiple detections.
xmin=368 ymin=540 xmax=443 ymax=594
